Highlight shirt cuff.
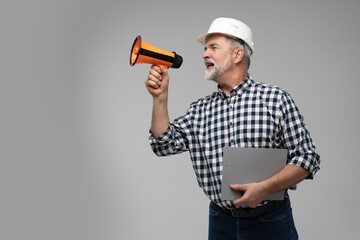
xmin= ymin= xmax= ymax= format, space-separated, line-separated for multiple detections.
xmin=149 ymin=125 xmax=173 ymax=144
xmin=288 ymin=154 xmax=320 ymax=180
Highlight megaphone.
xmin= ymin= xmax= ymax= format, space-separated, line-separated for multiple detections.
xmin=130 ymin=35 xmax=183 ymax=69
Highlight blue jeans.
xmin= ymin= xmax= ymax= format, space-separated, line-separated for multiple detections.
xmin=208 ymin=199 xmax=298 ymax=240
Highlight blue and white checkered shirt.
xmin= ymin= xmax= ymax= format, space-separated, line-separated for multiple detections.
xmin=149 ymin=74 xmax=320 ymax=209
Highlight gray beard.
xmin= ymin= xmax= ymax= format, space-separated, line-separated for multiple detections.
xmin=204 ymin=54 xmax=232 ymax=80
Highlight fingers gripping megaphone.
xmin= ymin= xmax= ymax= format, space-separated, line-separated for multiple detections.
xmin=129 ymin=35 xmax=183 ymax=69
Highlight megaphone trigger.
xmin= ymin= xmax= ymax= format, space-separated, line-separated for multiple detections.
xmin=130 ymin=35 xmax=183 ymax=69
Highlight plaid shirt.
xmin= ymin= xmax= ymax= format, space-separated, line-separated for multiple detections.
xmin=149 ymin=74 xmax=320 ymax=209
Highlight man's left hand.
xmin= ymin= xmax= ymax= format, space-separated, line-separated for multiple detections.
xmin=230 ymin=182 xmax=268 ymax=208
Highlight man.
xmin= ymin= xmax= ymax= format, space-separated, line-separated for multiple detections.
xmin=145 ymin=17 xmax=320 ymax=240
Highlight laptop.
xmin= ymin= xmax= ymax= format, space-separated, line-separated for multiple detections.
xmin=221 ymin=147 xmax=288 ymax=201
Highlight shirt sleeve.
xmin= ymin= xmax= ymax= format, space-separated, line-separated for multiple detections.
xmin=149 ymin=104 xmax=194 ymax=157
xmin=278 ymin=91 xmax=320 ymax=179
xmin=149 ymin=124 xmax=189 ymax=156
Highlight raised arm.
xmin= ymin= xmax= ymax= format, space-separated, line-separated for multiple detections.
xmin=145 ymin=65 xmax=170 ymax=139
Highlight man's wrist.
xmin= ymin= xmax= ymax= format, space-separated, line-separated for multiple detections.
xmin=153 ymin=94 xmax=168 ymax=105
xmin=259 ymin=178 xmax=277 ymax=197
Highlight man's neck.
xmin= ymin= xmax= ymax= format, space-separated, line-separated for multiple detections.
xmin=216 ymin=68 xmax=248 ymax=96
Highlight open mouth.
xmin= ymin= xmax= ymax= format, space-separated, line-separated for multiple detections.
xmin=205 ymin=60 xmax=215 ymax=69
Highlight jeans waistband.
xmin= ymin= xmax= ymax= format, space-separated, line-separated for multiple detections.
xmin=211 ymin=199 xmax=287 ymax=218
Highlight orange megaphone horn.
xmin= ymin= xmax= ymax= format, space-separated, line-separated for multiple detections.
xmin=130 ymin=35 xmax=183 ymax=69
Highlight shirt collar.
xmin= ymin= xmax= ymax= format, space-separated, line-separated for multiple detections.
xmin=217 ymin=74 xmax=253 ymax=99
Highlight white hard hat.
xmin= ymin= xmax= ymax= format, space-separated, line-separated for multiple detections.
xmin=197 ymin=17 xmax=255 ymax=55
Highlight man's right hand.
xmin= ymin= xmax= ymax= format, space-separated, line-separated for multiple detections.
xmin=145 ymin=65 xmax=169 ymax=98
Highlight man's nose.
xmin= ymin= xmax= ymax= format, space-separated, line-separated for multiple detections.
xmin=202 ymin=50 xmax=210 ymax=59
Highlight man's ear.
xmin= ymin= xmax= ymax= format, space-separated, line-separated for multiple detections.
xmin=233 ymin=48 xmax=244 ymax=64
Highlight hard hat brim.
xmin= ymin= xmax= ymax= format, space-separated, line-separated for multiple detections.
xmin=197 ymin=32 xmax=238 ymax=45
xmin=197 ymin=32 xmax=254 ymax=55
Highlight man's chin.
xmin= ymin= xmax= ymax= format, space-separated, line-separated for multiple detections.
xmin=205 ymin=70 xmax=216 ymax=80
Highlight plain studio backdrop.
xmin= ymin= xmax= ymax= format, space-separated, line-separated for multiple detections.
xmin=1 ymin=0 xmax=359 ymax=239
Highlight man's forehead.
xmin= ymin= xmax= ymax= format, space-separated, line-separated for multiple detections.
xmin=205 ymin=34 xmax=228 ymax=46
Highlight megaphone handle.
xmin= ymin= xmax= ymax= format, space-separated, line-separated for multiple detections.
xmin=157 ymin=64 xmax=168 ymax=69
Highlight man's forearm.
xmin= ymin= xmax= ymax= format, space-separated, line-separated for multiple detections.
xmin=262 ymin=164 xmax=310 ymax=196
xmin=151 ymin=96 xmax=170 ymax=139
xmin=231 ymin=164 xmax=310 ymax=207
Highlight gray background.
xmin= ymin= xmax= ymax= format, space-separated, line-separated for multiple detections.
xmin=1 ymin=0 xmax=359 ymax=239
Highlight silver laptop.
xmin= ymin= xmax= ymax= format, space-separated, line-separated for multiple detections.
xmin=221 ymin=147 xmax=287 ymax=201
